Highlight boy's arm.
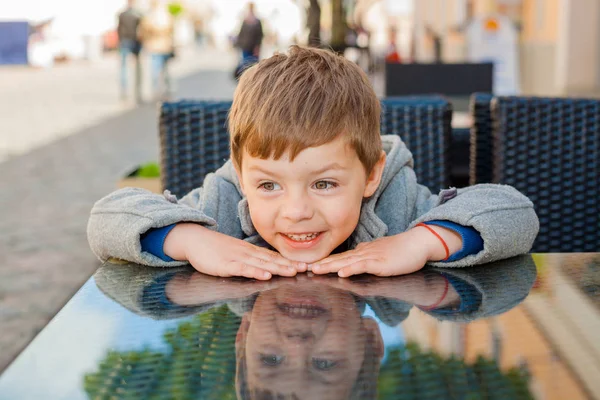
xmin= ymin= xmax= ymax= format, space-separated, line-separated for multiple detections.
xmin=407 ymin=182 xmax=539 ymax=267
xmin=87 ymin=186 xmax=217 ymax=266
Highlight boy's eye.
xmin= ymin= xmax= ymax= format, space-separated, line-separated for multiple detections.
xmin=312 ymin=358 xmax=338 ymax=371
xmin=313 ymin=180 xmax=337 ymax=190
xmin=260 ymin=354 xmax=285 ymax=366
xmin=258 ymin=182 xmax=281 ymax=191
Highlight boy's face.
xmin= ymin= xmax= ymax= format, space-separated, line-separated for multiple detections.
xmin=236 ymin=280 xmax=383 ymax=398
xmin=238 ymin=135 xmax=385 ymax=263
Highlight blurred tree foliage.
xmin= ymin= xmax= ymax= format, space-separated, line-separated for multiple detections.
xmin=84 ymin=307 xmax=532 ymax=399
xmin=84 ymin=305 xmax=240 ymax=400
xmin=378 ymin=342 xmax=533 ymax=400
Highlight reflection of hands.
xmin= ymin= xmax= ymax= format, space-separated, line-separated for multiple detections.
xmin=164 ymin=223 xmax=301 ymax=280
xmin=165 ymin=272 xmax=287 ymax=306
xmin=308 ymin=272 xmax=460 ymax=309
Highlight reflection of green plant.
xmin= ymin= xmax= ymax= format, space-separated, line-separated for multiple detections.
xmin=84 ymin=305 xmax=240 ymax=399
xmin=135 ymin=162 xmax=160 ymax=178
xmin=378 ymin=342 xmax=533 ymax=399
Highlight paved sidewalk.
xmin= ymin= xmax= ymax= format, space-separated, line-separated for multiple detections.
xmin=0 ymin=47 xmax=237 ymax=162
xmin=0 ymin=48 xmax=237 ymax=372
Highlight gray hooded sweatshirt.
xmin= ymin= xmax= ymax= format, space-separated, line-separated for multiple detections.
xmin=87 ymin=135 xmax=539 ymax=268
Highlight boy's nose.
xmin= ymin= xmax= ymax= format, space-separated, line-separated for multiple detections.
xmin=281 ymin=192 xmax=314 ymax=222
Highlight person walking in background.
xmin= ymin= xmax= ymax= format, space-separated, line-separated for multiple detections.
xmin=117 ymin=0 xmax=143 ymax=103
xmin=425 ymin=25 xmax=442 ymax=63
xmin=138 ymin=0 xmax=174 ymax=99
xmin=233 ymin=2 xmax=263 ymax=79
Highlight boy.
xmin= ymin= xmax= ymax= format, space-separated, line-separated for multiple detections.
xmin=88 ymin=46 xmax=538 ymax=279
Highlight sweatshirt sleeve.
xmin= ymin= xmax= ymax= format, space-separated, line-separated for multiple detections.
xmin=87 ymin=186 xmax=217 ymax=267
xmin=410 ymin=183 xmax=539 ymax=267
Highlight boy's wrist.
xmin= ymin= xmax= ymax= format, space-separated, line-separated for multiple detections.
xmin=163 ymin=223 xmax=208 ymax=261
xmin=413 ymin=224 xmax=463 ymax=261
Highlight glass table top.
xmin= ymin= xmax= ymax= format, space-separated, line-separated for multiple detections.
xmin=0 ymin=253 xmax=599 ymax=399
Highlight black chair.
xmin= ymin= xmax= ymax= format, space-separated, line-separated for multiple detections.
xmin=491 ymin=96 xmax=600 ymax=252
xmin=469 ymin=93 xmax=494 ymax=185
xmin=160 ymin=97 xmax=453 ymax=198
xmin=380 ymin=96 xmax=453 ymax=193
xmin=160 ymin=101 xmax=232 ymax=198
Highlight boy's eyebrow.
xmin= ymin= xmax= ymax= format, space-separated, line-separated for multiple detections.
xmin=311 ymin=162 xmax=346 ymax=175
xmin=247 ymin=162 xmax=346 ymax=176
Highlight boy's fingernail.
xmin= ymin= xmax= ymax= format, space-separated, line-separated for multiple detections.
xmin=298 ymin=262 xmax=307 ymax=270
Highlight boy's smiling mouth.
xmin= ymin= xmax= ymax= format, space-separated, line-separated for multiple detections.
xmin=280 ymin=231 xmax=325 ymax=249
xmin=282 ymin=232 xmax=321 ymax=241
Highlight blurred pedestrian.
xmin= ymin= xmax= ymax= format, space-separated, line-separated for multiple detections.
xmin=138 ymin=0 xmax=175 ymax=99
xmin=385 ymin=27 xmax=401 ymax=63
xmin=306 ymin=0 xmax=321 ymax=47
xmin=425 ymin=25 xmax=442 ymax=63
xmin=233 ymin=2 xmax=263 ymax=79
xmin=117 ymin=0 xmax=143 ymax=103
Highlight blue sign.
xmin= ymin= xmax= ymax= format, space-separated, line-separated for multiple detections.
xmin=0 ymin=21 xmax=29 ymax=65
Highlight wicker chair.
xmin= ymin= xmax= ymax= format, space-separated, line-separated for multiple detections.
xmin=469 ymin=93 xmax=494 ymax=185
xmin=160 ymin=101 xmax=232 ymax=198
xmin=491 ymin=96 xmax=600 ymax=252
xmin=380 ymin=96 xmax=453 ymax=192
xmin=160 ymin=97 xmax=453 ymax=198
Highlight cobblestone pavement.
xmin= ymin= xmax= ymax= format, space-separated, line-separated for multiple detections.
xmin=0 ymin=47 xmax=237 ymax=372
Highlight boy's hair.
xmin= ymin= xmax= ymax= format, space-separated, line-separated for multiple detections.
xmin=229 ymin=45 xmax=382 ymax=173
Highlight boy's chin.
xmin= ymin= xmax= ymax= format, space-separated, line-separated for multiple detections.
xmin=275 ymin=248 xmax=329 ymax=264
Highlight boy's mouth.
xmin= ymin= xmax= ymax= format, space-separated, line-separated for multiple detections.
xmin=282 ymin=232 xmax=322 ymax=242
xmin=277 ymin=303 xmax=328 ymax=319
xmin=279 ymin=232 xmax=325 ymax=250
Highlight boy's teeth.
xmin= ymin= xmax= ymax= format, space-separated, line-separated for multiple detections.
xmin=285 ymin=232 xmax=319 ymax=241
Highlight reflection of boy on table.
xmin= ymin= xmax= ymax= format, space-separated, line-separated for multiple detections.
xmin=96 ymin=256 xmax=536 ymax=399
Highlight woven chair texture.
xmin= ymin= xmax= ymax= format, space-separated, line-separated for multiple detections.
xmin=380 ymin=97 xmax=452 ymax=193
xmin=492 ymin=96 xmax=600 ymax=252
xmin=469 ymin=93 xmax=494 ymax=185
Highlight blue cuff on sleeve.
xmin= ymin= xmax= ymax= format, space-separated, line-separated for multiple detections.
xmin=423 ymin=220 xmax=484 ymax=262
xmin=140 ymin=224 xmax=177 ymax=262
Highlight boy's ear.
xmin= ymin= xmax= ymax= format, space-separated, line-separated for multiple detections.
xmin=362 ymin=317 xmax=384 ymax=359
xmin=363 ymin=151 xmax=386 ymax=198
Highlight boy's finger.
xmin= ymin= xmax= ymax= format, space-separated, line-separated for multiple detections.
xmin=254 ymin=248 xmax=296 ymax=267
xmin=311 ymin=259 xmax=350 ymax=274
xmin=250 ymin=256 xmax=298 ymax=277
xmin=232 ymin=262 xmax=273 ymax=280
xmin=252 ymin=248 xmax=306 ymax=272
xmin=337 ymin=261 xmax=371 ymax=278
xmin=316 ymin=250 xmax=363 ymax=266
xmin=338 ymin=260 xmax=387 ymax=277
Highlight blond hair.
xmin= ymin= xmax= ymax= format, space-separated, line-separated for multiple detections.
xmin=229 ymin=46 xmax=382 ymax=173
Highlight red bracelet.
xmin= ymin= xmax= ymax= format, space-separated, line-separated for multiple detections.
xmin=418 ymin=276 xmax=449 ymax=310
xmin=416 ymin=223 xmax=450 ymax=261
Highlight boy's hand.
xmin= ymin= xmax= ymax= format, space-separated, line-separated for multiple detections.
xmin=164 ymin=223 xmax=300 ymax=280
xmin=311 ymin=225 xmax=462 ymax=277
